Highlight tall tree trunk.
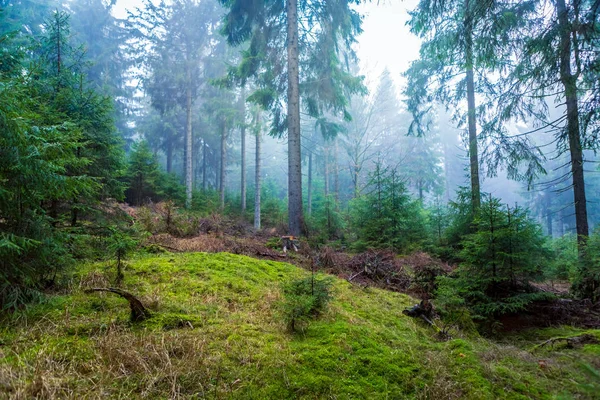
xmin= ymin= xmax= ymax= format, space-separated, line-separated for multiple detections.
xmin=307 ymin=152 xmax=313 ymax=216
xmin=202 ymin=141 xmax=207 ymax=190
xmin=324 ymin=145 xmax=330 ymax=197
xmin=333 ymin=139 xmax=339 ymax=207
xmin=556 ymin=0 xmax=588 ymax=250
xmin=185 ymin=68 xmax=193 ymax=209
xmin=464 ymin=0 xmax=481 ymax=212
xmin=220 ymin=119 xmax=227 ymax=210
xmin=255 ymin=111 xmax=262 ymax=230
xmin=240 ymin=86 xmax=247 ymax=213
xmin=286 ymin=0 xmax=303 ymax=236
xmin=166 ymin=137 xmax=173 ymax=174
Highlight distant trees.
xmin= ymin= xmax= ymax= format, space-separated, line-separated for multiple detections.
xmin=128 ymin=0 xmax=224 ymax=208
xmin=219 ymin=0 xmax=365 ymax=235
xmin=405 ymin=0 xmax=543 ymax=212
xmin=491 ymin=0 xmax=600 ymax=252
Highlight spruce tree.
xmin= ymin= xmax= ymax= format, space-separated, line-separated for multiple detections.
xmin=219 ymin=0 xmax=365 ymax=235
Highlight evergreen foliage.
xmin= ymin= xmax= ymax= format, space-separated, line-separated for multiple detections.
xmin=450 ymin=194 xmax=551 ymax=319
xmin=280 ymin=274 xmax=334 ymax=332
xmin=572 ymin=230 xmax=600 ymax=303
xmin=0 ymin=10 xmax=124 ymax=309
xmin=350 ymin=163 xmax=427 ymax=252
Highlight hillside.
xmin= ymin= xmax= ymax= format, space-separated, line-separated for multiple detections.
xmin=1 ymin=251 xmax=599 ymax=399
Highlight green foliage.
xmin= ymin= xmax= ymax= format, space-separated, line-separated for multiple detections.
xmin=124 ymin=140 xmax=185 ymax=206
xmin=307 ymin=194 xmax=345 ymax=244
xmin=546 ymin=234 xmax=578 ymax=281
xmin=0 ymin=10 xmax=126 ymax=309
xmin=452 ymin=194 xmax=551 ymax=320
xmin=434 ymin=276 xmax=477 ymax=335
xmin=107 ymin=227 xmax=139 ymax=283
xmin=572 ymin=230 xmax=600 ymax=302
xmin=280 ymin=275 xmax=334 ymax=332
xmin=350 ymin=164 xmax=427 ymax=252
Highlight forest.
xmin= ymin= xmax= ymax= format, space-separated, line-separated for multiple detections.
xmin=1 ymin=0 xmax=600 ymax=398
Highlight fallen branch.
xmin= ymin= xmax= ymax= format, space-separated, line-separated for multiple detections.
xmin=85 ymin=287 xmax=151 ymax=322
xmin=533 ymin=334 xmax=599 ymax=351
xmin=347 ymin=270 xmax=364 ymax=282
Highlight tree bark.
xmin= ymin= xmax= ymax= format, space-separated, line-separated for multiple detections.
xmin=307 ymin=151 xmax=313 ymax=216
xmin=202 ymin=140 xmax=207 ymax=190
xmin=324 ymin=145 xmax=330 ymax=197
xmin=556 ymin=0 xmax=589 ymax=250
xmin=240 ymin=86 xmax=247 ymax=212
xmin=333 ymin=138 xmax=339 ymax=207
xmin=185 ymin=67 xmax=193 ymax=209
xmin=220 ymin=119 xmax=227 ymax=210
xmin=286 ymin=0 xmax=303 ymax=236
xmin=255 ymin=111 xmax=262 ymax=230
xmin=464 ymin=0 xmax=481 ymax=212
xmin=166 ymin=136 xmax=173 ymax=174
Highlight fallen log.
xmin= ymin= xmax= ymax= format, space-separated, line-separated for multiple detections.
xmin=85 ymin=287 xmax=151 ymax=322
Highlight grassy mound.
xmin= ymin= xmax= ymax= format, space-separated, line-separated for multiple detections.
xmin=0 ymin=252 xmax=599 ymax=399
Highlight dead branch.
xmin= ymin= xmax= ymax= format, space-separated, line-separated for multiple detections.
xmin=533 ymin=334 xmax=599 ymax=351
xmin=85 ymin=287 xmax=151 ymax=322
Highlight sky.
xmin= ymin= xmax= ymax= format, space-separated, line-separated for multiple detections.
xmin=111 ymin=0 xmax=422 ymax=91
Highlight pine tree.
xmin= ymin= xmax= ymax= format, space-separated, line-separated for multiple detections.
xmin=219 ymin=0 xmax=365 ymax=235
xmin=454 ymin=194 xmax=550 ymax=319
xmin=405 ymin=0 xmax=544 ymax=212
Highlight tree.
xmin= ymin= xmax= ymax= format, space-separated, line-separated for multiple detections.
xmin=219 ymin=0 xmax=365 ymax=235
xmin=0 ymin=10 xmax=123 ymax=308
xmin=350 ymin=163 xmax=427 ymax=252
xmin=66 ymin=0 xmax=133 ymax=139
xmin=128 ymin=0 xmax=222 ymax=208
xmin=405 ymin=0 xmax=543 ymax=212
xmin=124 ymin=141 xmax=161 ymax=206
xmin=451 ymin=194 xmax=550 ymax=319
xmin=254 ymin=109 xmax=262 ymax=230
xmin=491 ymin=0 xmax=600 ymax=252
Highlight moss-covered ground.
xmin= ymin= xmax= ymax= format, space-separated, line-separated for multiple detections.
xmin=1 ymin=252 xmax=599 ymax=399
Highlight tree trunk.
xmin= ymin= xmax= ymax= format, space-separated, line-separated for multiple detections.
xmin=220 ymin=119 xmax=227 ymax=210
xmin=166 ymin=137 xmax=173 ymax=174
xmin=240 ymin=87 xmax=247 ymax=213
xmin=556 ymin=0 xmax=589 ymax=250
xmin=324 ymin=145 xmax=330 ymax=197
xmin=185 ymin=68 xmax=193 ymax=209
xmin=255 ymin=111 xmax=262 ymax=230
xmin=202 ymin=141 xmax=207 ymax=190
xmin=286 ymin=0 xmax=303 ymax=236
xmin=333 ymin=139 xmax=339 ymax=207
xmin=307 ymin=152 xmax=313 ymax=216
xmin=464 ymin=0 xmax=481 ymax=212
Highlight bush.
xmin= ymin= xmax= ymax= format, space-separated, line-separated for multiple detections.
xmin=280 ymin=275 xmax=334 ymax=332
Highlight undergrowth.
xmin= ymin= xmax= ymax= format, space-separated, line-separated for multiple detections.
xmin=0 ymin=252 xmax=598 ymax=399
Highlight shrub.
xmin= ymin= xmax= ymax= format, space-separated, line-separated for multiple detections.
xmin=280 ymin=275 xmax=334 ymax=332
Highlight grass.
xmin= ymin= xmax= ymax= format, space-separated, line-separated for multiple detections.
xmin=0 ymin=251 xmax=599 ymax=399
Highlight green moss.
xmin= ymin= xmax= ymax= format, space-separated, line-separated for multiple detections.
xmin=0 ymin=251 xmax=598 ymax=399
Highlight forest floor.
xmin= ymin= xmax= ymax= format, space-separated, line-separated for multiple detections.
xmin=1 ymin=250 xmax=599 ymax=399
